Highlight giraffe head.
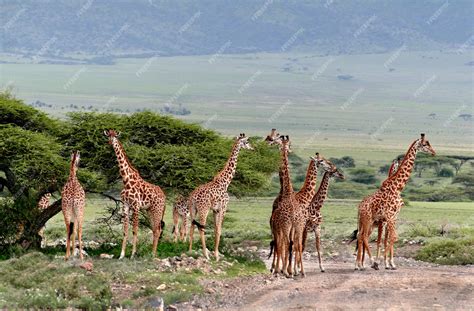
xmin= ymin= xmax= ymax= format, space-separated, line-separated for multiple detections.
xmin=416 ymin=133 xmax=436 ymax=156
xmin=236 ymin=133 xmax=254 ymax=150
xmin=329 ymin=168 xmax=345 ymax=180
xmin=264 ymin=128 xmax=281 ymax=145
xmin=311 ymin=153 xmax=336 ymax=172
xmin=279 ymin=135 xmax=292 ymax=153
xmin=104 ymin=129 xmax=121 ymax=145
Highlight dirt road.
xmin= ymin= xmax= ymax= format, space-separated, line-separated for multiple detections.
xmin=177 ymin=253 xmax=474 ymax=310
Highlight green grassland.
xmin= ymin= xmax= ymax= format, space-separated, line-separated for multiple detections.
xmin=1 ymin=50 xmax=473 ymax=166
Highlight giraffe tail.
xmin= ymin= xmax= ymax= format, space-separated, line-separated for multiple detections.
xmin=159 ymin=220 xmax=165 ymax=240
xmin=68 ymin=222 xmax=74 ymax=239
xmin=348 ymin=229 xmax=358 ymax=245
xmin=192 ymin=219 xmax=205 ymax=230
xmin=288 ymin=240 xmax=293 ymax=263
xmin=268 ymin=240 xmax=274 ymax=259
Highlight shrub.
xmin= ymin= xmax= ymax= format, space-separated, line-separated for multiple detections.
xmin=437 ymin=167 xmax=454 ymax=177
xmin=349 ymin=167 xmax=378 ymax=184
xmin=416 ymin=238 xmax=474 ymax=265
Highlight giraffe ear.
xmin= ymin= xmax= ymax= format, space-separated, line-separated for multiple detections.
xmin=117 ymin=131 xmax=122 ymax=137
xmin=420 ymin=133 xmax=425 ymax=141
xmin=104 ymin=130 xmax=109 ymax=137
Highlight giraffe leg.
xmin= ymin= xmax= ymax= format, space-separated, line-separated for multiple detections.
xmin=131 ymin=209 xmax=139 ymax=259
xmin=297 ymin=233 xmax=305 ymax=277
xmin=64 ymin=221 xmax=71 ymax=261
xmin=70 ymin=218 xmax=77 ymax=258
xmin=172 ymin=207 xmax=180 ymax=243
xmin=384 ymin=224 xmax=390 ymax=269
xmin=180 ymin=214 xmax=188 ymax=242
xmin=149 ymin=207 xmax=162 ymax=258
xmin=198 ymin=210 xmax=209 ymax=259
xmin=119 ymin=203 xmax=130 ymax=259
xmin=315 ymin=226 xmax=325 ymax=272
xmin=362 ymin=227 xmax=374 ymax=270
xmin=188 ymin=203 xmax=195 ymax=252
xmin=77 ymin=217 xmax=84 ymax=261
xmin=213 ymin=209 xmax=226 ymax=262
xmin=375 ymin=223 xmax=382 ymax=260
xmin=355 ymin=227 xmax=364 ymax=270
xmin=388 ymin=224 xmax=398 ymax=270
xmin=274 ymin=232 xmax=281 ymax=276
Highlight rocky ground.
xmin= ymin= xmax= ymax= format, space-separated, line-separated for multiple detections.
xmin=174 ymin=247 xmax=474 ymax=311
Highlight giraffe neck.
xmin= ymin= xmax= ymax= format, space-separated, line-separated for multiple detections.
xmin=68 ymin=153 xmax=78 ymax=181
xmin=296 ymin=160 xmax=318 ymax=203
xmin=383 ymin=139 xmax=419 ymax=192
xmin=309 ymin=171 xmax=331 ymax=211
xmin=280 ymin=147 xmax=293 ymax=194
xmin=111 ymin=138 xmax=141 ymax=185
xmin=213 ymin=141 xmax=241 ymax=190
xmin=388 ymin=161 xmax=398 ymax=177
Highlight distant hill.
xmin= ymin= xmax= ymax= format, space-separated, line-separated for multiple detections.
xmin=0 ymin=0 xmax=472 ymax=57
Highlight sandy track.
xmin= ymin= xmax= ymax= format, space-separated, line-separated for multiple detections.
xmin=178 ymin=255 xmax=474 ymax=310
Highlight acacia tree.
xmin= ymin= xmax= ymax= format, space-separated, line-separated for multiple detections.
xmin=0 ymin=94 xmax=279 ymax=251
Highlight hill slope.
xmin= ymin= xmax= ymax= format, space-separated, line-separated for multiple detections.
xmin=1 ymin=0 xmax=472 ymax=57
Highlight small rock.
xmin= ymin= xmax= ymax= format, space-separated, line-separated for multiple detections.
xmin=157 ymin=284 xmax=166 ymax=291
xmin=100 ymin=253 xmax=114 ymax=259
xmin=167 ymin=305 xmax=178 ymax=311
xmin=79 ymin=261 xmax=93 ymax=272
xmin=248 ymin=246 xmax=258 ymax=252
xmin=206 ymin=288 xmax=216 ymax=294
xmin=146 ymin=297 xmax=164 ymax=310
xmin=264 ymin=279 xmax=271 ymax=285
xmin=141 ymin=285 xmax=147 ymax=290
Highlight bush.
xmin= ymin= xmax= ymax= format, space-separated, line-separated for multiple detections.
xmin=349 ymin=167 xmax=378 ymax=184
xmin=329 ymin=156 xmax=355 ymax=168
xmin=437 ymin=167 xmax=454 ymax=177
xmin=416 ymin=238 xmax=474 ymax=265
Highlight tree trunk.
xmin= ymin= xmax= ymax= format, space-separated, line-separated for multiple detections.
xmin=18 ymin=199 xmax=62 ymax=250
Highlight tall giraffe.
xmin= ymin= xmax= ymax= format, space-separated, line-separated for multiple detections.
xmin=61 ymin=151 xmax=86 ymax=260
xmin=104 ymin=130 xmax=166 ymax=259
xmin=351 ymin=157 xmax=403 ymax=264
xmin=172 ymin=194 xmax=189 ymax=242
xmin=355 ymin=134 xmax=435 ymax=270
xmin=302 ymin=166 xmax=344 ymax=272
xmin=272 ymin=135 xmax=300 ymax=276
xmin=188 ymin=134 xmax=253 ymax=261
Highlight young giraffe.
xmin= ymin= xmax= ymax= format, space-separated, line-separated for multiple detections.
xmin=38 ymin=193 xmax=51 ymax=247
xmin=104 ymin=130 xmax=166 ymax=259
xmin=302 ymin=166 xmax=344 ymax=272
xmin=16 ymin=193 xmax=51 ymax=244
xmin=188 ymin=134 xmax=253 ymax=261
xmin=172 ymin=194 xmax=189 ymax=242
xmin=61 ymin=151 xmax=86 ymax=260
xmin=355 ymin=134 xmax=435 ymax=270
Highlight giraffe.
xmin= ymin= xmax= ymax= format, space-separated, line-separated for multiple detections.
xmin=271 ymin=135 xmax=300 ymax=277
xmin=302 ymin=166 xmax=344 ymax=272
xmin=172 ymin=194 xmax=189 ymax=242
xmin=61 ymin=151 xmax=86 ymax=260
xmin=355 ymin=134 xmax=435 ymax=270
xmin=15 ymin=193 xmax=51 ymax=245
xmin=104 ymin=130 xmax=166 ymax=259
xmin=188 ymin=134 xmax=253 ymax=261
xmin=351 ymin=157 xmax=403 ymax=263
xmin=264 ymin=128 xmax=280 ymax=144
xmin=38 ymin=193 xmax=51 ymax=247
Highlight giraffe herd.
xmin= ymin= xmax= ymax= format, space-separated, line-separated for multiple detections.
xmin=35 ymin=128 xmax=436 ymax=276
